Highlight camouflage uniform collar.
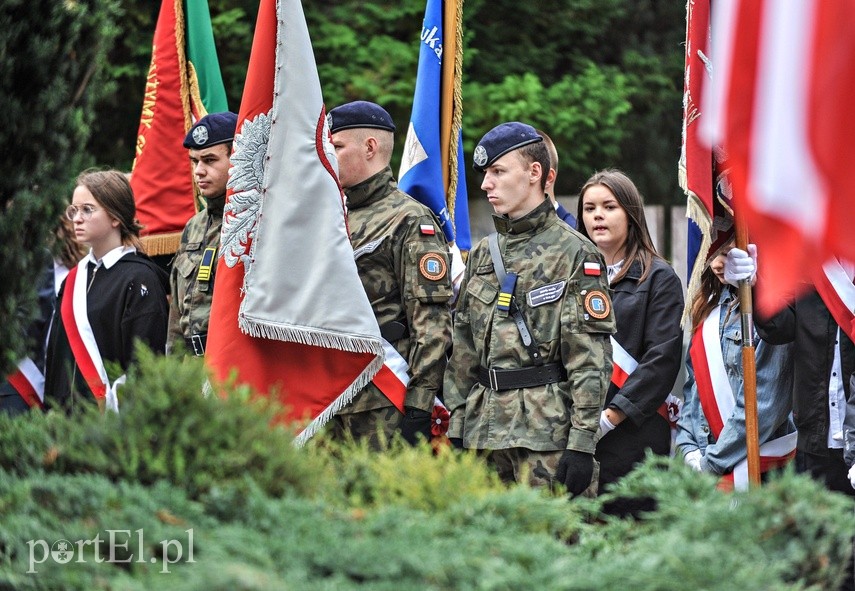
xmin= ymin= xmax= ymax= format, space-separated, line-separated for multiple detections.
xmin=491 ymin=198 xmax=555 ymax=235
xmin=345 ymin=166 xmax=396 ymax=210
xmin=205 ymin=193 xmax=226 ymax=216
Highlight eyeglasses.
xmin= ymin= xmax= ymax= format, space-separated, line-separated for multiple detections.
xmin=65 ymin=204 xmax=100 ymax=221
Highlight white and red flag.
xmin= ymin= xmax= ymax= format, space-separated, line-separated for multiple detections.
xmin=702 ymin=0 xmax=855 ymax=313
xmin=205 ymin=0 xmax=384 ymax=444
xmin=680 ymin=0 xmax=735 ymax=320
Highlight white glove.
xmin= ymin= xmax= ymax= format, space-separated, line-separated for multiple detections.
xmin=848 ymin=464 xmax=855 ymax=491
xmin=683 ymin=449 xmax=703 ymax=472
xmin=599 ymin=411 xmax=617 ymax=436
xmin=724 ymin=244 xmax=758 ymax=287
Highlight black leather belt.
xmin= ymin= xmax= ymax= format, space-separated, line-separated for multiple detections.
xmin=185 ymin=333 xmax=207 ymax=356
xmin=478 ymin=363 xmax=566 ymax=391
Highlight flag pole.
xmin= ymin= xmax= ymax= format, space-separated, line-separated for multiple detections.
xmin=440 ymin=0 xmax=456 ymax=194
xmin=734 ymin=212 xmax=761 ymax=487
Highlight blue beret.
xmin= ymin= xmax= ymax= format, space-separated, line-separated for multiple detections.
xmin=328 ymin=101 xmax=396 ymax=133
xmin=473 ymin=122 xmax=543 ymax=171
xmin=183 ymin=112 xmax=238 ymax=149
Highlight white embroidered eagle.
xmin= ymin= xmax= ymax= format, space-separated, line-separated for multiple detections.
xmin=221 ymin=111 xmax=271 ymax=271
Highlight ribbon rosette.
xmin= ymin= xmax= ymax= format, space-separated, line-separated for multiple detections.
xmin=431 ymin=401 xmax=450 ymax=437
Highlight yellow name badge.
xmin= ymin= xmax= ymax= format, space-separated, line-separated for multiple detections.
xmin=196 ymin=247 xmax=217 ymax=282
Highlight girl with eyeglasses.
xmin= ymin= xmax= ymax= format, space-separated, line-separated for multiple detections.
xmin=44 ymin=169 xmax=169 ymax=411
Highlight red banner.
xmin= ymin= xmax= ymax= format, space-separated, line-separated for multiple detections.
xmin=130 ymin=0 xmax=196 ymax=255
xmin=205 ymin=0 xmax=383 ymax=444
xmin=705 ymin=0 xmax=855 ymax=313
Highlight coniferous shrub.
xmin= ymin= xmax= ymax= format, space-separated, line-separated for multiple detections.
xmin=0 ymin=0 xmax=120 ymax=373
xmin=0 ymin=351 xmax=852 ymax=589
xmin=0 ymin=347 xmax=322 ymax=500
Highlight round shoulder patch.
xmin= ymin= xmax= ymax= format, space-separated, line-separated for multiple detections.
xmin=583 ymin=290 xmax=611 ymax=320
xmin=419 ymin=252 xmax=448 ymax=281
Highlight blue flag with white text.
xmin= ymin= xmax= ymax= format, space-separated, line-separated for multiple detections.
xmin=399 ymin=0 xmax=471 ymax=250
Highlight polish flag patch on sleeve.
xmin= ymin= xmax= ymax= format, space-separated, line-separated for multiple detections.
xmin=419 ymin=224 xmax=436 ymax=236
xmin=584 ymin=262 xmax=602 ymax=276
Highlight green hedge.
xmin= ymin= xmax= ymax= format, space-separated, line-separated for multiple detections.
xmin=0 ymin=350 xmax=852 ymax=589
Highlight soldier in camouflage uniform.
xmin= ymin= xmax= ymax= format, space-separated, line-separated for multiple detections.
xmin=167 ymin=112 xmax=237 ymax=356
xmin=328 ymin=101 xmax=453 ymax=446
xmin=443 ymin=122 xmax=615 ymax=496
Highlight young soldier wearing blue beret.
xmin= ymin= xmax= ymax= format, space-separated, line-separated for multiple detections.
xmin=328 ymin=101 xmax=453 ymax=446
xmin=167 ymin=111 xmax=237 ymax=357
xmin=444 ymin=122 xmax=615 ymax=496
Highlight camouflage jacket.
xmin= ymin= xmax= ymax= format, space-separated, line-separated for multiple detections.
xmin=443 ymin=199 xmax=615 ymax=454
xmin=341 ymin=166 xmax=453 ymax=414
xmin=166 ymin=196 xmax=223 ymax=354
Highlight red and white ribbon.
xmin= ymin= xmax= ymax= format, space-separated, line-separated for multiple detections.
xmin=610 ymin=336 xmax=679 ymax=424
xmin=371 ymin=338 xmax=410 ymax=413
xmin=6 ymin=357 xmax=45 ymax=409
xmin=691 ymin=305 xmax=796 ymax=491
xmin=60 ymin=262 xmax=122 ymax=411
xmin=814 ymin=258 xmax=855 ymax=344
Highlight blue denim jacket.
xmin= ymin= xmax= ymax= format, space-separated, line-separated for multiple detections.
xmin=676 ymin=288 xmax=796 ymax=475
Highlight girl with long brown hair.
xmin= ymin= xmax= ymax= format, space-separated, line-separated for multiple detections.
xmin=577 ymin=169 xmax=684 ymax=500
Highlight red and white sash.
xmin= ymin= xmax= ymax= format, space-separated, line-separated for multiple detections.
xmin=814 ymin=258 xmax=855 ymax=343
xmin=690 ymin=305 xmax=796 ymax=491
xmin=371 ymin=338 xmax=409 ymax=413
xmin=60 ymin=262 xmax=122 ymax=411
xmin=6 ymin=357 xmax=45 ymax=409
xmin=609 ymin=337 xmax=681 ymax=425
xmin=370 ymin=339 xmax=445 ymax=421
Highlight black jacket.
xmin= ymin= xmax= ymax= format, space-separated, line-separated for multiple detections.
xmin=596 ymin=257 xmax=684 ymax=485
xmin=755 ymin=289 xmax=855 ymax=458
xmin=606 ymin=258 xmax=684 ymax=423
xmin=44 ymin=252 xmax=169 ymax=411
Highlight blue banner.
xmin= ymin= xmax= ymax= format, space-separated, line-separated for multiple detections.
xmin=399 ymin=0 xmax=471 ymax=249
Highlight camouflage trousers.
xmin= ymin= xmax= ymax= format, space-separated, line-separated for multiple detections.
xmin=486 ymin=448 xmax=599 ymax=497
xmin=331 ymin=406 xmax=404 ymax=450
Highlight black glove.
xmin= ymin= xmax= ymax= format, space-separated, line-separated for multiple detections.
xmin=448 ymin=437 xmax=464 ymax=449
xmin=555 ymin=450 xmax=594 ymax=497
xmin=399 ymin=407 xmax=432 ymax=445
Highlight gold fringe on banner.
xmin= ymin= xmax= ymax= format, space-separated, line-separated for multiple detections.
xmin=174 ymin=0 xmax=204 ymax=213
xmin=141 ymin=231 xmax=183 ymax=256
xmin=680 ymin=151 xmax=713 ymax=328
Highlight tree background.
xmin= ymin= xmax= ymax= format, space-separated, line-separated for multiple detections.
xmin=93 ymin=0 xmax=686 ymax=202
xmin=0 ymin=0 xmax=686 ymax=370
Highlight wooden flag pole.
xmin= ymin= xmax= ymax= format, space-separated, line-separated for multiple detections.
xmin=735 ymin=213 xmax=761 ymax=487
xmin=440 ymin=0 xmax=458 ymax=194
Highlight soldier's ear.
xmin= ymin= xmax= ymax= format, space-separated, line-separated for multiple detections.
xmin=364 ymin=135 xmax=380 ymax=160
xmin=529 ymin=161 xmax=543 ymax=186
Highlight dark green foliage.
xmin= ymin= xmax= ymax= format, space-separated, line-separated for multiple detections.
xmin=575 ymin=457 xmax=855 ymax=590
xmin=0 ymin=347 xmax=321 ymax=500
xmin=0 ymin=353 xmax=852 ymax=589
xmin=82 ymin=0 xmax=687 ymax=203
xmin=0 ymin=0 xmax=120 ymax=374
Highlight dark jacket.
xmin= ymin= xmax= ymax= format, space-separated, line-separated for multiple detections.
xmin=596 ymin=257 xmax=684 ymax=485
xmin=755 ymin=288 xmax=855 ymax=457
xmin=45 ymin=252 xmax=169 ymax=411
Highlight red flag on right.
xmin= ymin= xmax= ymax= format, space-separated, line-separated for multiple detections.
xmin=702 ymin=0 xmax=855 ymax=314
